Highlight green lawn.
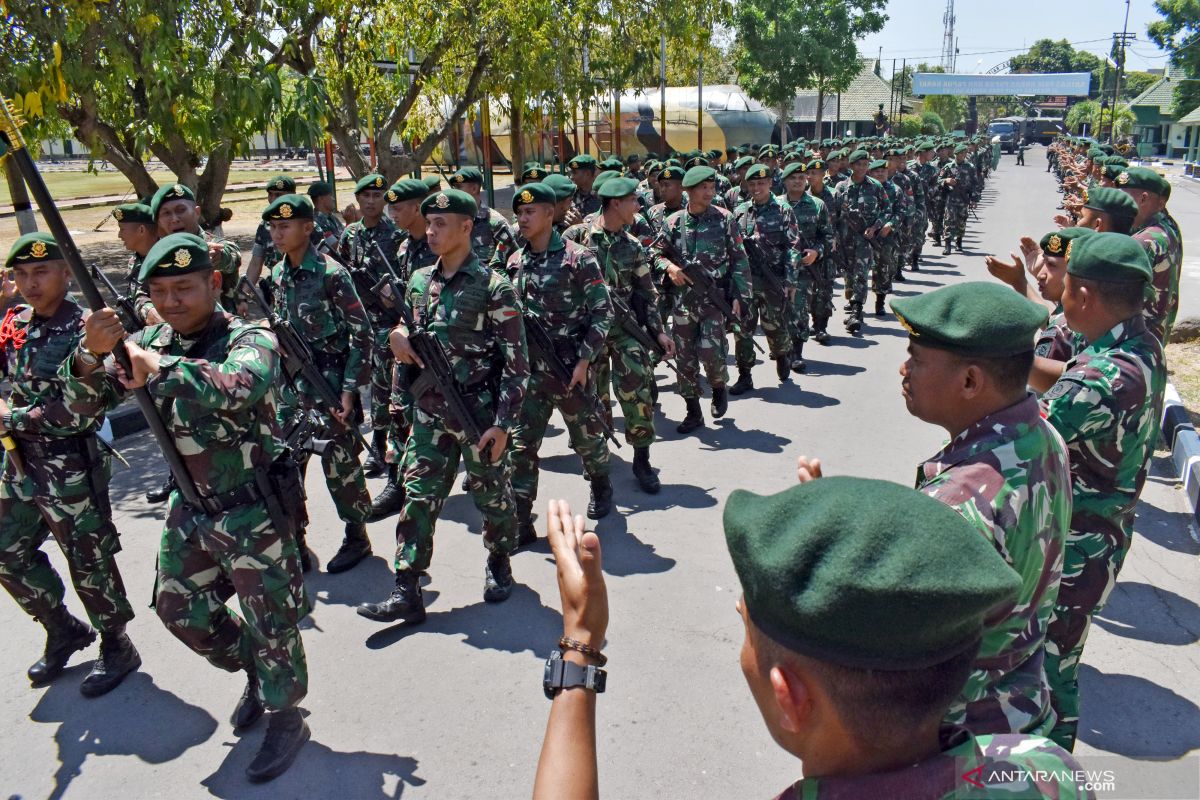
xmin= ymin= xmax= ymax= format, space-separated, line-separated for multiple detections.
xmin=0 ymin=168 xmax=313 ymax=205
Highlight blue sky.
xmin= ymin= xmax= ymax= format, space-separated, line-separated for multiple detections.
xmin=858 ymin=0 xmax=1173 ymax=74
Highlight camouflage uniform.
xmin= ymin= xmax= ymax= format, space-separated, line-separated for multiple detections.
xmin=508 ymin=234 xmax=612 ymax=524
xmin=268 ymin=247 xmax=374 ymax=523
xmin=393 ymin=254 xmax=529 ymax=573
xmin=572 ymin=190 xmax=601 ymax=219
xmin=123 ymin=253 xmax=158 ymax=325
xmin=312 ymin=211 xmax=344 ymax=253
xmin=928 ymin=157 xmax=950 ymax=242
xmin=1036 ymin=307 xmax=1083 ymax=364
xmin=1132 ymin=211 xmax=1183 ymax=345
xmin=733 ymin=195 xmax=800 ymax=367
xmin=471 ymin=206 xmax=517 ymax=269
xmin=61 ymin=310 xmax=311 ymax=712
xmin=832 ymin=176 xmax=887 ymax=320
xmin=653 ymin=205 xmax=752 ymax=399
xmin=901 ymin=161 xmax=928 ymax=265
xmin=941 ymin=160 xmax=974 ymax=244
xmin=788 ymin=191 xmax=836 ymax=340
xmin=1040 ymin=314 xmax=1167 ymax=750
xmin=646 ymin=200 xmax=686 ymax=329
xmin=251 ymin=221 xmax=280 ymax=278
xmin=918 ymin=395 xmax=1072 ymax=736
xmin=385 ymin=233 xmax=438 ymax=464
xmin=872 ymin=177 xmax=901 ymax=297
xmin=0 ymin=300 xmax=134 ymax=636
xmin=135 ymin=230 xmax=240 ymax=317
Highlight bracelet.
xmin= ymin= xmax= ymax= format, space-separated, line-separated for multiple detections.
xmin=558 ymin=636 xmax=607 ymax=666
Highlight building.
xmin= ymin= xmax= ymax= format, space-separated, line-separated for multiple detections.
xmin=1129 ymin=66 xmax=1187 ymax=158
xmin=788 ymin=58 xmax=917 ymax=140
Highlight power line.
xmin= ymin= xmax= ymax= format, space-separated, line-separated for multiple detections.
xmin=872 ymin=37 xmax=1114 ymax=62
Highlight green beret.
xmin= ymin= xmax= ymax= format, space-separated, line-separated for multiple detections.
xmin=449 ymin=167 xmax=483 ymax=186
xmin=890 ymin=281 xmax=1049 ymax=356
xmin=725 ymin=478 xmax=1021 ymax=670
xmin=684 ymin=156 xmax=711 ymax=170
xmin=599 ymin=157 xmax=624 ymax=171
xmin=847 ymin=149 xmax=869 ymax=164
xmin=521 ymin=164 xmax=549 ymax=182
xmin=868 ymin=159 xmax=887 ymax=171
xmin=663 ymin=158 xmax=682 ymax=168
xmin=1066 ymin=230 xmax=1152 ymax=284
xmin=112 ymin=203 xmax=154 ymax=225
xmin=1083 ymin=186 xmax=1138 ymax=221
xmin=137 ymin=233 xmax=211 ymax=282
xmin=726 ymin=147 xmax=738 ymax=156
xmin=543 ymin=174 xmax=578 ymax=199
xmin=385 ymin=178 xmax=427 ymax=204
xmin=261 ymin=194 xmax=314 ymax=222
xmin=354 ymin=173 xmax=388 ymax=194
xmin=592 ymin=170 xmax=620 ymax=192
xmin=568 ymin=154 xmax=598 ymax=170
xmin=780 ymin=162 xmax=806 ymax=180
xmin=150 ymin=183 xmax=196 ymax=219
xmin=658 ymin=165 xmax=685 ymax=182
xmin=707 ymin=149 xmax=722 ymax=160
xmin=1039 ymin=227 xmax=1093 ymax=257
xmin=954 ymin=144 xmax=969 ymax=154
xmin=645 ymin=161 xmax=663 ymax=174
xmin=744 ymin=163 xmax=771 ymax=181
xmin=681 ymin=166 xmax=717 ymax=188
xmin=733 ymin=155 xmax=756 ymax=170
xmin=1087 ymin=147 xmax=1105 ymax=161
xmin=1106 ymin=156 xmax=1129 ymax=168
xmin=597 ymin=176 xmax=639 ymax=199
xmin=307 ymin=181 xmax=334 ymax=199
xmin=626 ymin=153 xmax=640 ymax=163
xmin=5 ymin=233 xmax=61 ymax=268
xmin=1100 ymin=164 xmax=1126 ymax=182
xmin=423 ymin=175 xmax=443 ymax=193
xmin=915 ymin=141 xmax=934 ymax=153
xmin=420 ymin=188 xmax=477 ymax=218
xmin=804 ymin=159 xmax=827 ymax=171
xmin=266 ymin=175 xmax=296 ymax=193
xmin=1116 ymin=166 xmax=1170 ymax=198
xmin=512 ymin=182 xmax=557 ymax=210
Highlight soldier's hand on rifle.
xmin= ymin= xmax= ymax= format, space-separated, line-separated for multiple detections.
xmin=801 ymin=249 xmax=818 ymax=266
xmin=116 ymin=341 xmax=161 ymax=389
xmin=657 ymin=333 xmax=675 ymax=358
xmin=479 ymin=426 xmax=508 ymax=463
xmin=569 ymin=358 xmax=590 ymax=392
xmin=389 ymin=326 xmax=425 ymax=368
xmin=666 ymin=262 xmax=691 ymax=287
xmin=332 ymin=390 xmax=355 ymax=426
xmin=796 ymin=454 xmax=824 ymax=484
xmin=83 ymin=307 xmax=127 ymax=355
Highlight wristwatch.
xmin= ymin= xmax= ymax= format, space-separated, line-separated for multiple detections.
xmin=76 ymin=343 xmax=102 ymax=369
xmin=543 ymin=649 xmax=606 ymax=699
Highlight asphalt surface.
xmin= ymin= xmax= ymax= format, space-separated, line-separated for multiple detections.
xmin=1 ymin=153 xmax=1198 ymax=800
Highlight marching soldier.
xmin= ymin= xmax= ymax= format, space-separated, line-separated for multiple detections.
xmin=832 ymin=150 xmax=886 ymax=334
xmin=940 ymin=144 xmax=974 ymax=255
xmin=867 ymin=159 xmax=899 ymax=316
xmin=246 ymin=175 xmax=296 ymax=284
xmin=782 ymin=162 xmax=835 ymax=364
xmin=448 ymin=167 xmax=517 ymax=267
xmin=568 ymin=155 xmax=602 ymax=217
xmin=112 ymin=202 xmax=161 ymax=325
xmin=307 ymin=181 xmax=345 ymax=252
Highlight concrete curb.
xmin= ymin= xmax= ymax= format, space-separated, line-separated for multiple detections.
xmin=1160 ymin=382 xmax=1200 ymax=530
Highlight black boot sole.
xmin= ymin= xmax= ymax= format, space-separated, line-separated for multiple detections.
xmin=356 ymin=602 xmax=427 ymax=623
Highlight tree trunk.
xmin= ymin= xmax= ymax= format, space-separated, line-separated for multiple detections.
xmin=779 ymin=101 xmax=789 ymax=146
xmin=511 ymin=97 xmax=526 ymax=173
xmin=814 ymin=85 xmax=825 ymax=139
xmin=4 ymin=164 xmax=39 ymax=235
xmin=196 ymin=142 xmax=233 ymax=228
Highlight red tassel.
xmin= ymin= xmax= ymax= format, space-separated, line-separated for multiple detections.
xmin=0 ymin=307 xmax=26 ymax=350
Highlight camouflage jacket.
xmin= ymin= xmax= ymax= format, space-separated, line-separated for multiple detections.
xmin=205 ymin=228 xmax=243 ymax=312
xmin=773 ymin=729 xmax=1094 ymax=799
xmin=564 ymin=218 xmax=664 ymax=339
xmin=646 ymin=201 xmax=685 ymax=236
xmin=832 ymin=176 xmax=886 ymax=235
xmin=268 ymin=247 xmax=374 ymax=396
xmin=404 ymin=254 xmax=529 ymax=431
xmin=939 ymin=161 xmax=974 ymax=202
xmin=471 ymin=207 xmax=517 ymax=267
xmin=914 ymin=159 xmax=940 ymax=209
xmin=252 ymin=220 xmax=280 ymax=270
xmin=653 ymin=203 xmax=753 ymax=312
xmin=876 ymin=177 xmax=901 ymax=231
xmin=902 ymin=163 xmax=927 ymax=210
xmin=917 ymin=395 xmax=1072 ymax=735
xmin=888 ymin=171 xmax=917 ymax=227
xmin=313 ymin=211 xmax=344 ymax=253
xmin=337 ymin=215 xmax=401 ymax=326
xmin=123 ymin=253 xmax=157 ymax=324
xmin=734 ymin=194 xmax=803 ymax=289
xmin=723 ymin=185 xmax=750 ymax=213
xmin=787 ymin=193 xmax=836 ymax=260
xmin=573 ymin=190 xmax=601 ymax=219
xmin=1132 ymin=211 xmax=1183 ymax=345
xmin=1041 ymin=314 xmax=1167 ymax=548
xmin=395 ymin=231 xmax=438 ymax=285
xmin=1036 ymin=307 xmax=1082 ymax=364
xmin=508 ymin=232 xmax=613 ymax=365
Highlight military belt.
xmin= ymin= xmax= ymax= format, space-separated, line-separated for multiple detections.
xmin=15 ymin=433 xmax=95 ymax=460
xmin=313 ymin=350 xmax=347 ymax=373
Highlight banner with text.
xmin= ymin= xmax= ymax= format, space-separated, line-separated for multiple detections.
xmin=912 ymin=73 xmax=1091 ymax=96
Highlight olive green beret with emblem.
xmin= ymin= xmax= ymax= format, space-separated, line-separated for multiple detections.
xmin=954 ymin=144 xmax=969 ymax=153
xmin=354 ymin=173 xmax=388 ymax=194
xmin=780 ymin=162 xmax=806 ymax=180
xmin=592 ymin=170 xmax=620 ymax=192
xmin=915 ymin=141 xmax=935 ymax=153
xmin=724 ymin=477 xmax=1021 ymax=670
xmin=150 ymin=183 xmax=196 ymax=219
xmin=1115 ymin=166 xmax=1171 ymax=198
xmin=266 ymin=175 xmax=296 ymax=193
xmin=804 ymin=159 xmax=827 ymax=171
xmin=307 ymin=181 xmax=334 ymax=199
xmin=137 ymin=232 xmax=211 ymax=282
xmin=657 ymin=165 xmax=685 ymax=182
xmin=543 ymin=174 xmax=578 ymax=199
xmin=681 ymin=166 xmax=717 ymax=188
xmin=733 ymin=155 xmax=756 ymax=170
xmin=868 ymin=159 xmax=887 ymax=171
xmin=385 ymin=179 xmax=428 ymax=204
xmin=423 ymin=175 xmax=443 ymax=193
xmin=568 ymin=154 xmax=598 ymax=170
xmin=450 ymin=167 xmax=483 ymax=186
xmin=521 ymin=164 xmax=549 ymax=182
xmin=744 ymin=163 xmax=771 ymax=181
xmin=684 ymin=156 xmax=711 ymax=170
xmin=1083 ymin=186 xmax=1138 ymax=221
xmin=112 ymin=203 xmax=154 ymax=226
xmin=1065 ymin=230 xmax=1152 ymax=284
xmin=1039 ymin=227 xmax=1093 ymax=257
xmin=5 ymin=233 xmax=62 ymax=268
xmin=511 ymin=183 xmax=558 ymax=210
xmin=890 ymin=281 xmax=1049 ymax=357
xmin=599 ymin=157 xmax=624 ymax=171
xmin=847 ymin=149 xmax=869 ymax=164
xmin=597 ymin=176 xmax=640 ymax=199
xmin=261 ymin=194 xmax=314 ymax=222
xmin=420 ymin=188 xmax=478 ymax=218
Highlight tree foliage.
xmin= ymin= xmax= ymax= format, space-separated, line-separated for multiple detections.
xmin=1009 ymin=38 xmax=1103 ymax=97
xmin=923 ymin=95 xmax=966 ymax=130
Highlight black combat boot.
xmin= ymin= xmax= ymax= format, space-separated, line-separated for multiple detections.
xmin=357 ymin=569 xmax=426 ymax=623
xmin=28 ymin=610 xmax=95 ymax=686
xmin=587 ymin=475 xmax=614 ymax=520
xmin=791 ymin=341 xmax=806 ymax=373
xmin=775 ymin=356 xmax=790 ymax=383
xmin=676 ymin=398 xmax=704 ymax=434
xmin=711 ymin=385 xmax=729 ymax=418
xmin=144 ymin=476 xmax=172 ymax=504
xmin=942 ymin=238 xmax=952 ymax=255
xmin=650 ymin=381 xmax=660 ymax=406
xmin=911 ymin=251 xmax=921 ymax=272
xmin=631 ymin=446 xmax=661 ymax=494
xmin=326 ymin=523 xmax=371 ymax=574
xmin=956 ymin=236 xmax=964 ymax=252
xmin=875 ymin=295 xmax=886 ymax=316
xmin=366 ymin=465 xmax=406 ymax=522
xmin=845 ymin=310 xmax=863 ymax=335
xmin=483 ymin=552 xmax=515 ymax=603
xmin=79 ymin=627 xmax=141 ymax=698
xmin=245 ymin=707 xmax=310 ymax=783
xmin=813 ymin=320 xmax=831 ymax=346
xmin=728 ymin=367 xmax=754 ymax=396
xmin=517 ymin=520 xmax=539 ymax=549
xmin=362 ymin=431 xmax=387 ymax=477
xmin=231 ymin=668 xmax=265 ymax=729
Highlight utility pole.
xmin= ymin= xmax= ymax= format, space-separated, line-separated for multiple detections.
xmin=941 ymin=0 xmax=956 ymax=71
xmin=1109 ymin=0 xmax=1135 ymax=141
xmin=660 ymin=33 xmax=668 ymax=153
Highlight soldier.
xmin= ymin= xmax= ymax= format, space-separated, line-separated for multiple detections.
xmin=246 ymin=175 xmax=296 ymax=284
xmin=112 ymin=202 xmax=161 ymax=325
xmin=448 ymin=166 xmax=517 ymax=267
xmin=544 ymin=173 xmax=584 ymax=233
xmin=568 ymin=155 xmax=601 ymax=217
xmin=910 ymin=141 xmax=939 ymax=271
xmin=732 ymin=163 xmax=800 ymax=391
xmin=1040 ymin=233 xmax=1167 ymax=751
xmin=1114 ymin=167 xmax=1184 ymax=345
xmin=940 ymin=144 xmax=974 ymax=255
xmin=337 ymin=173 xmax=399 ymax=479
xmin=782 ymin=162 xmax=835 ymax=364
xmin=721 ymin=155 xmax=754 ymax=210
xmin=508 ymin=183 xmax=614 ymax=534
xmin=356 ymin=189 xmax=528 ymax=624
xmin=832 ymin=150 xmax=886 ymax=334
xmin=654 ymin=166 xmax=751 ymax=434
xmin=67 ymin=233 xmax=312 ymax=781
xmin=888 ymin=147 xmax=918 ymax=282
xmin=564 ymin=177 xmax=675 ymax=495
xmin=307 ymin=181 xmax=345 ymax=252
xmin=867 ymin=159 xmax=899 ymax=316
xmin=0 ymin=233 xmax=138 ymax=698
xmin=263 ymin=195 xmax=375 ymax=574
xmin=928 ymin=141 xmax=953 ymax=244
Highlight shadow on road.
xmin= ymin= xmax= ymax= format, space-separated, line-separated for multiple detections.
xmin=657 ymin=416 xmax=792 ymax=453
xmin=1077 ymin=664 xmax=1200 ymax=759
xmin=798 ymin=358 xmax=865 ymax=378
xmin=1094 ymin=581 xmax=1200 ymax=647
xmin=590 ymin=509 xmax=679 ymax=577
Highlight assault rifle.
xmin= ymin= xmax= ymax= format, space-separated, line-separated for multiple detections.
xmin=656 ymin=234 xmax=764 ymax=353
xmin=89 ymin=265 xmax=143 ymax=333
xmin=609 ymin=293 xmax=679 ymax=377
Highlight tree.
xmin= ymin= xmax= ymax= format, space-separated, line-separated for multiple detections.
xmin=1123 ymin=70 xmax=1159 ymax=101
xmin=919 ymin=111 xmax=945 ymax=134
xmin=1149 ymin=1 xmax=1200 ymax=117
xmin=734 ymin=0 xmax=887 ymax=144
xmin=1009 ymin=39 xmax=1103 ymax=97
xmin=924 ymin=95 xmax=966 ymax=130
xmin=1065 ymin=99 xmax=1100 ymax=133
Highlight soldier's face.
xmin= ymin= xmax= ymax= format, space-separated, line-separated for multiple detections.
xmin=658 ymin=179 xmax=682 ymax=204
xmin=458 ymin=182 xmax=483 ymax=202
xmin=553 ymin=197 xmax=575 ymax=222
xmin=869 ymin=168 xmax=886 ymax=182
xmin=899 ymin=341 xmax=964 ymax=426
xmin=688 ymin=180 xmax=716 ymax=208
xmin=117 ymin=222 xmax=156 ymax=255
xmin=607 ymin=194 xmax=639 ymax=227
xmin=805 ymin=169 xmax=825 ymax=188
xmin=570 ymin=167 xmax=596 ymax=192
xmin=312 ymin=194 xmax=335 ymax=214
xmin=1076 ymin=207 xmax=1106 ymax=232
xmin=357 ymin=189 xmax=385 ymax=219
xmin=517 ymin=203 xmax=555 ymax=239
xmin=157 ymin=200 xmax=199 ymax=235
xmin=850 ymin=161 xmax=868 ymax=178
xmin=1035 ymin=255 xmax=1067 ymax=302
xmin=387 ymin=199 xmax=422 ymax=229
xmin=747 ymin=177 xmax=772 ymax=202
xmin=783 ymin=174 xmax=806 ymax=195
xmin=269 ymin=219 xmax=314 ymax=255
xmin=267 ymin=190 xmax=286 ymax=204
xmin=425 ymin=213 xmax=473 ymax=256
xmin=147 ymin=270 xmax=221 ymax=335
xmin=11 ymin=261 xmax=70 ymax=314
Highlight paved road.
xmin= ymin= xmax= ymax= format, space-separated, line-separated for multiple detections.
xmin=1 ymin=158 xmax=1197 ymax=800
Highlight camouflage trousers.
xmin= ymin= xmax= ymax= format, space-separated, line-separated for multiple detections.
xmin=386 ymin=364 xmax=414 ymax=465
xmin=597 ymin=332 xmax=656 ymax=449
xmin=910 ymin=211 xmax=928 ymax=260
xmin=155 ymin=495 xmax=310 ymax=711
xmin=1044 ymin=521 xmax=1132 ymax=751
xmin=283 ymin=400 xmax=371 ymax=524
xmin=944 ymin=198 xmax=970 ymax=241
xmin=929 ymin=196 xmax=947 ymax=238
xmin=807 ymin=258 xmax=836 ymax=327
xmin=369 ymin=328 xmax=396 ymax=435
xmin=672 ymin=304 xmax=730 ymax=399
xmin=871 ymin=236 xmax=898 ymax=297
xmin=735 ymin=280 xmax=791 ymax=369
xmin=787 ymin=275 xmax=814 ymax=345
xmin=842 ymin=237 xmax=873 ymax=312
xmin=0 ymin=457 xmax=133 ymax=633
xmin=394 ymin=401 xmax=518 ymax=573
xmin=511 ymin=370 xmax=612 ymax=523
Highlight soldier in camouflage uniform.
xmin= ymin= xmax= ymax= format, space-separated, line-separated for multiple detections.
xmin=654 ymin=166 xmax=752 ymax=434
xmin=357 ymin=189 xmax=528 ymax=625
xmin=722 ymin=156 xmax=754 ymax=210
xmin=150 ymin=183 xmax=242 ymax=320
xmin=832 ymin=150 xmax=887 ymax=334
xmin=887 ymin=283 xmax=1072 ymax=737
xmin=67 ymin=233 xmax=312 ymax=782
xmin=262 ymin=195 xmax=375 ymax=574
xmin=307 ymin=181 xmax=345 ymax=252
xmin=337 ymin=174 xmax=398 ymax=477
xmin=568 ymin=154 xmax=602 ymax=218
xmin=112 ymin=202 xmax=161 ymax=325
xmin=508 ymin=183 xmax=614 ymax=536
xmin=887 ymin=148 xmax=917 ymax=283
xmin=0 ymin=233 xmax=139 ymax=698
xmin=908 ymin=141 xmax=938 ymax=271
xmin=565 ymin=177 xmax=675 ymax=496
xmin=782 ymin=162 xmax=835 ymax=366
xmin=1039 ymin=233 xmax=1167 ymax=751
xmin=802 ymin=158 xmax=839 ymax=346
xmin=1115 ymin=167 xmax=1184 ymax=345
xmin=246 ymin=175 xmax=296 ymax=285
xmin=732 ymin=163 xmax=800 ymax=390
xmin=867 ymin=159 xmax=900 ymax=316
xmin=940 ymin=144 xmax=974 ymax=255
xmin=448 ymin=167 xmax=518 ymax=268
xmin=928 ymin=142 xmax=953 ymax=244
